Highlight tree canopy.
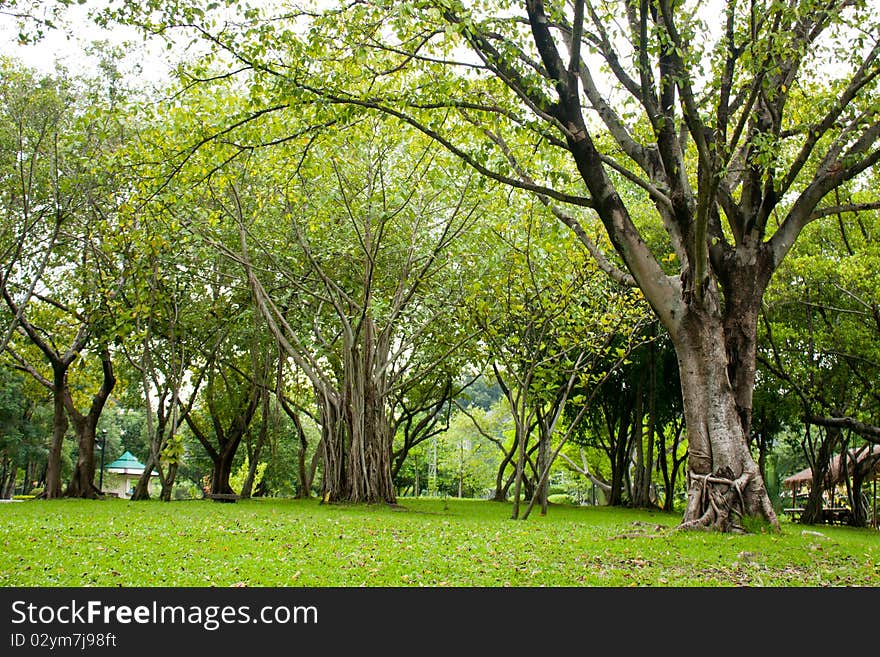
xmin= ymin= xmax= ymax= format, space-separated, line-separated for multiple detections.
xmin=0 ymin=2 xmax=878 ymax=531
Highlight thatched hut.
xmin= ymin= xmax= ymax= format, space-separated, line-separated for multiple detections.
xmin=783 ymin=444 xmax=880 ymax=490
xmin=782 ymin=444 xmax=880 ymax=526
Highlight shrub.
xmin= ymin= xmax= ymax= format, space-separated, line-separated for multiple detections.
xmin=172 ymin=480 xmax=201 ymax=500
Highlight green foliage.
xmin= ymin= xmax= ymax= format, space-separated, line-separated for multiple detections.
xmin=160 ymin=433 xmax=184 ymax=467
xmin=0 ymin=367 xmax=50 ymax=491
xmin=2 ymin=0 xmax=877 ymax=525
xmin=760 ymin=193 xmax=880 ymax=432
xmin=229 ymin=455 xmax=267 ymax=496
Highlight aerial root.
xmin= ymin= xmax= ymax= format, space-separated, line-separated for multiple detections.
xmin=677 ymin=469 xmax=750 ymax=532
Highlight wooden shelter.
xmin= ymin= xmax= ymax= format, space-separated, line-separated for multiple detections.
xmin=782 ymin=444 xmax=880 ymax=527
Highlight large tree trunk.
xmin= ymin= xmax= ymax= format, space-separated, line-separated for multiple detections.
xmin=340 ymin=362 xmax=395 ymax=504
xmin=210 ymin=441 xmax=239 ymax=496
xmin=65 ymin=420 xmax=100 ymax=499
xmin=319 ymin=384 xmax=395 ymax=504
xmin=674 ymin=305 xmax=778 ymax=531
xmin=318 ymin=317 xmax=396 ymax=505
xmin=344 ymin=387 xmax=394 ymax=503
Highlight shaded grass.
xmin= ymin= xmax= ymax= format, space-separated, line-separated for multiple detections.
xmin=1 ymin=497 xmax=877 ymax=587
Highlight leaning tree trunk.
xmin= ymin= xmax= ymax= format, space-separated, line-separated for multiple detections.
xmin=490 ymin=437 xmax=517 ymax=502
xmin=277 ymin=391 xmax=317 ymax=499
xmin=240 ymin=389 xmax=271 ymax=499
xmin=132 ymin=451 xmax=158 ymax=501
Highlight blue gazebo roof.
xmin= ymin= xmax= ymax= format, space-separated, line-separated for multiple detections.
xmin=105 ymin=451 xmax=156 ymax=475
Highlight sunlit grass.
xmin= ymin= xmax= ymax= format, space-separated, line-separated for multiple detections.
xmin=1 ymin=497 xmax=877 ymax=587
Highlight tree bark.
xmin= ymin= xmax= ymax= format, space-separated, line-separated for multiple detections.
xmin=847 ymin=445 xmax=880 ymax=528
xmin=64 ymin=350 xmax=116 ymax=498
xmin=45 ymin=362 xmax=69 ymax=499
xmin=673 ymin=301 xmax=778 ymax=531
xmin=801 ymin=425 xmax=840 ymax=525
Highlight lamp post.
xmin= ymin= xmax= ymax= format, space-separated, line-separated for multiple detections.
xmin=98 ymin=428 xmax=107 ymax=492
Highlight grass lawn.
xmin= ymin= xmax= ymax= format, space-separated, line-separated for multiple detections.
xmin=1 ymin=497 xmax=877 ymax=587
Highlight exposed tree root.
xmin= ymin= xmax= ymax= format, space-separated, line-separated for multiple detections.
xmin=677 ymin=468 xmax=749 ymax=533
xmin=677 ymin=467 xmax=781 ymax=533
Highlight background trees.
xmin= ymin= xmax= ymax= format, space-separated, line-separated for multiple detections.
xmin=760 ymin=195 xmax=880 ymax=526
xmin=0 ymin=2 xmax=878 ymax=531
xmin=0 ymin=58 xmax=131 ymax=498
xmin=462 ymin=195 xmax=649 ymax=517
xmin=293 ymin=0 xmax=880 ymax=530
xmin=96 ymin=0 xmax=880 ymax=530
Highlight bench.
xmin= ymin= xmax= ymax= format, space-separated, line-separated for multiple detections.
xmin=205 ymin=493 xmax=241 ymax=503
xmin=782 ymin=508 xmax=804 ymax=522
xmin=781 ymin=506 xmax=852 ymax=525
xmin=822 ymin=507 xmax=852 ymax=525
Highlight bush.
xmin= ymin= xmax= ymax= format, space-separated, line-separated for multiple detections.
xmin=172 ymin=480 xmax=201 ymax=500
xmin=547 ymin=493 xmax=575 ymax=506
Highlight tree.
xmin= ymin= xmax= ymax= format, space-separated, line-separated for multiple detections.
xmin=118 ymin=254 xmax=212 ymax=502
xmin=100 ymin=0 xmax=880 ymax=529
xmin=0 ymin=0 xmax=78 ymax=42
xmin=573 ymin=326 xmax=685 ymax=508
xmin=296 ymin=0 xmax=880 ymax=530
xmin=0 ymin=59 xmax=130 ymax=498
xmin=464 ymin=195 xmax=648 ymax=517
xmin=759 ymin=197 xmax=880 ymax=525
xmin=0 ymin=367 xmax=49 ymax=497
xmin=177 ymin=255 xmax=269 ymax=498
xmin=227 ymin=122 xmax=484 ymax=504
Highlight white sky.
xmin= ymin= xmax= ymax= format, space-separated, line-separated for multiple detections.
xmin=0 ymin=3 xmax=178 ymax=85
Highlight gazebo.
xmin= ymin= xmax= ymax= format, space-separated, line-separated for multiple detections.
xmin=782 ymin=444 xmax=880 ymax=526
xmin=103 ymin=451 xmax=158 ymax=499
